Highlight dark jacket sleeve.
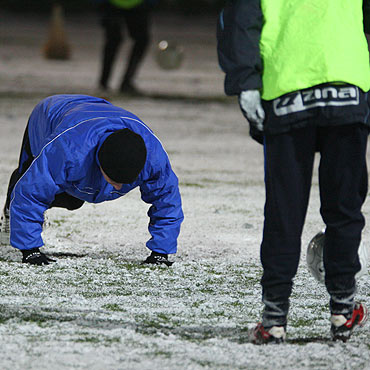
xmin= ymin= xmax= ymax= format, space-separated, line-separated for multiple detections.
xmin=217 ymin=0 xmax=263 ymax=96
xmin=364 ymin=0 xmax=370 ymax=34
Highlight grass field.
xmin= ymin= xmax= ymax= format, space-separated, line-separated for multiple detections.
xmin=0 ymin=11 xmax=369 ymax=370
xmin=0 ymin=243 xmax=369 ymax=369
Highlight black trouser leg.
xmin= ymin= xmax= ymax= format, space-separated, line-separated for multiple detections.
xmin=5 ymin=124 xmax=33 ymax=211
xmin=261 ymin=127 xmax=316 ymax=328
xmin=120 ymin=7 xmax=150 ymax=89
xmin=318 ymin=124 xmax=368 ymax=316
xmin=99 ymin=6 xmax=123 ymax=88
xmin=50 ymin=193 xmax=84 ymax=211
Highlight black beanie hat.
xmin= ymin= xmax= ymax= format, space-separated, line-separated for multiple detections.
xmin=98 ymin=129 xmax=147 ymax=184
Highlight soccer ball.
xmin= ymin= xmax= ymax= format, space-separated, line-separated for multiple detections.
xmin=155 ymin=40 xmax=184 ymax=70
xmin=306 ymin=231 xmax=326 ymax=283
xmin=306 ymin=230 xmax=368 ymax=284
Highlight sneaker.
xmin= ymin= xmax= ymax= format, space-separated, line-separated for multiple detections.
xmin=331 ymin=302 xmax=368 ymax=342
xmin=119 ymin=82 xmax=142 ymax=97
xmin=0 ymin=208 xmax=10 ymax=245
xmin=249 ymin=322 xmax=286 ymax=344
xmin=95 ymin=84 xmax=112 ymax=99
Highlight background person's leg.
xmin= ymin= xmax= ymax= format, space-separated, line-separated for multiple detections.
xmin=120 ymin=6 xmax=150 ymax=92
xmin=99 ymin=4 xmax=123 ymax=89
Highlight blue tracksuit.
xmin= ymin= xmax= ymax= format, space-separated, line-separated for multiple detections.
xmin=9 ymin=94 xmax=184 ymax=254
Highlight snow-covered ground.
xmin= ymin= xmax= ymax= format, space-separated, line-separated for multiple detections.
xmin=0 ymin=10 xmax=369 ymax=370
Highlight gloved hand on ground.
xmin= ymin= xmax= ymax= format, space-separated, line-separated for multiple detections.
xmin=21 ymin=248 xmax=56 ymax=265
xmin=142 ymin=251 xmax=173 ymax=266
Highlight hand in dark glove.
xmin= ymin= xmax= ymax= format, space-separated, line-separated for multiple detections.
xmin=142 ymin=251 xmax=173 ymax=266
xmin=239 ymin=90 xmax=265 ymax=145
xmin=21 ymin=248 xmax=56 ymax=266
xmin=238 ymin=90 xmax=265 ymax=130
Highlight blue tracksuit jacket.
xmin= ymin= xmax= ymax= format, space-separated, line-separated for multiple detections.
xmin=9 ymin=94 xmax=184 ymax=254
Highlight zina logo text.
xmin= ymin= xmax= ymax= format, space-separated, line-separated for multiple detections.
xmin=273 ymin=86 xmax=359 ymax=116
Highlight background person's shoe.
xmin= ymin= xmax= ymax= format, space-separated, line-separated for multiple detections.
xmin=119 ymin=82 xmax=142 ymax=97
xmin=249 ymin=322 xmax=286 ymax=344
xmin=0 ymin=208 xmax=10 ymax=245
xmin=331 ymin=302 xmax=368 ymax=342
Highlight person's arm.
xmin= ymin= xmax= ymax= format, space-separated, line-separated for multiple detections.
xmin=9 ymin=146 xmax=64 ymax=259
xmin=139 ymin=154 xmax=183 ymax=261
xmin=217 ymin=0 xmax=265 ymax=144
xmin=217 ymin=0 xmax=263 ymax=96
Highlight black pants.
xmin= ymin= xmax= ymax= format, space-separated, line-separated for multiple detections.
xmin=5 ymin=124 xmax=84 ymax=212
xmin=261 ymin=124 xmax=368 ymax=328
xmin=99 ymin=3 xmax=150 ymax=89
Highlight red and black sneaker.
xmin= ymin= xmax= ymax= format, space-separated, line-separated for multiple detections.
xmin=331 ymin=302 xmax=368 ymax=342
xmin=249 ymin=322 xmax=286 ymax=344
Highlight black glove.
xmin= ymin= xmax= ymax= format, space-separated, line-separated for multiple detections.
xmin=21 ymin=248 xmax=56 ymax=266
xmin=142 ymin=251 xmax=173 ymax=266
xmin=238 ymin=90 xmax=265 ymax=145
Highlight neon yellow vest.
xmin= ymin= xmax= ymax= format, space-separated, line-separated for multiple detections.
xmin=109 ymin=0 xmax=144 ymax=9
xmin=260 ymin=0 xmax=370 ymax=100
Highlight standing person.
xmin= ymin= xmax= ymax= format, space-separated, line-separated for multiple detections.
xmin=217 ymin=0 xmax=370 ymax=344
xmin=0 ymin=94 xmax=183 ymax=266
xmin=98 ymin=0 xmax=155 ymax=94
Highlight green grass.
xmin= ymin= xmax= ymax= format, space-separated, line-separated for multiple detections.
xmin=0 ymin=256 xmax=369 ymax=369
